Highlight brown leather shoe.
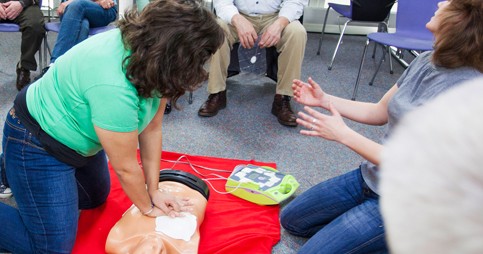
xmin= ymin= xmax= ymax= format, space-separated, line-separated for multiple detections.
xmin=198 ymin=90 xmax=227 ymax=117
xmin=16 ymin=65 xmax=31 ymax=91
xmin=271 ymin=94 xmax=297 ymax=127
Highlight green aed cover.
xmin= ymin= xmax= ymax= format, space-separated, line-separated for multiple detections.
xmin=225 ymin=164 xmax=299 ymax=205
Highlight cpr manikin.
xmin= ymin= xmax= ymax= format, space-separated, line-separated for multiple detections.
xmin=105 ymin=170 xmax=209 ymax=254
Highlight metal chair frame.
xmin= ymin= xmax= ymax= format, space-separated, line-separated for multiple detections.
xmin=351 ymin=0 xmax=439 ymax=100
xmin=317 ymin=0 xmax=396 ymax=70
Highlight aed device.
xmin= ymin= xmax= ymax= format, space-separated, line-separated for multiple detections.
xmin=225 ymin=164 xmax=299 ymax=205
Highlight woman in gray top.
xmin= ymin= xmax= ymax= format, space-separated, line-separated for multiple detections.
xmin=280 ymin=0 xmax=483 ymax=253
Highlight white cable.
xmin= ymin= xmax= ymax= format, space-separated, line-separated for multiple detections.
xmin=160 ymin=155 xmax=244 ymax=195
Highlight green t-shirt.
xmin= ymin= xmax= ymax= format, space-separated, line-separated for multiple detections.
xmin=27 ymin=29 xmax=161 ymax=157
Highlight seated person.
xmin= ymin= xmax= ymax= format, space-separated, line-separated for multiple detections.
xmin=380 ymin=77 xmax=483 ymax=254
xmin=0 ymin=0 xmax=44 ymax=90
xmin=0 ymin=0 xmax=224 ymax=252
xmin=106 ymin=170 xmax=210 ymax=254
xmin=197 ymin=0 xmax=308 ymax=127
xmin=39 ymin=0 xmax=118 ymax=75
xmin=280 ymin=0 xmax=482 ymax=253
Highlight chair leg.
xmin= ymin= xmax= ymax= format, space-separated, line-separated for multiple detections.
xmin=39 ymin=37 xmax=43 ymax=71
xmin=371 ymin=22 xmax=388 ymax=59
xmin=369 ymin=44 xmax=387 ymax=86
xmin=388 ymin=45 xmax=394 ymax=74
xmin=43 ymin=32 xmax=52 ymax=63
xmin=328 ymin=19 xmax=350 ymax=70
xmin=188 ymin=91 xmax=193 ymax=104
xmin=371 ymin=41 xmax=377 ymax=59
xmin=352 ymin=39 xmax=370 ymax=101
xmin=317 ymin=6 xmax=331 ymax=56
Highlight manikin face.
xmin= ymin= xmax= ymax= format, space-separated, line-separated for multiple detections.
xmin=426 ymin=1 xmax=450 ymax=38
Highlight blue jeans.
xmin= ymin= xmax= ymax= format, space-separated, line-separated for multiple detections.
xmin=50 ymin=0 xmax=118 ymax=63
xmin=0 ymin=153 xmax=7 ymax=187
xmin=0 ymin=109 xmax=110 ymax=253
xmin=280 ymin=168 xmax=387 ymax=254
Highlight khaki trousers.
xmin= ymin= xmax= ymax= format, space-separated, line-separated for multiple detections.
xmin=207 ymin=13 xmax=307 ymax=97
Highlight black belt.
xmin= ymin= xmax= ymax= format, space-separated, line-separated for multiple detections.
xmin=13 ymin=85 xmax=96 ymax=168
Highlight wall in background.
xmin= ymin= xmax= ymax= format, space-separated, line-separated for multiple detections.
xmin=42 ymin=0 xmax=398 ymax=34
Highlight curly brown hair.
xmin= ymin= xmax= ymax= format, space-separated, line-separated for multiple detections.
xmin=118 ymin=0 xmax=225 ymax=107
xmin=432 ymin=0 xmax=483 ymax=72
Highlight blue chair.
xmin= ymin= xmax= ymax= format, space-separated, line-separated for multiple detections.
xmin=352 ymin=0 xmax=439 ymax=100
xmin=0 ymin=0 xmax=45 ymax=70
xmin=317 ymin=0 xmax=396 ymax=70
xmin=42 ymin=22 xmax=116 ymax=65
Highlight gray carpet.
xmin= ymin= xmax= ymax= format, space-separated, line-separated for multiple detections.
xmin=0 ymin=30 xmax=407 ymax=253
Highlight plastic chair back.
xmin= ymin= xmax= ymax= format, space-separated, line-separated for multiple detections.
xmin=45 ymin=22 xmax=116 ymax=36
xmin=396 ymin=0 xmax=439 ymax=40
xmin=351 ymin=0 xmax=396 ymax=22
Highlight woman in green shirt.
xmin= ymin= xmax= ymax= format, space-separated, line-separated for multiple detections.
xmin=0 ymin=0 xmax=224 ymax=252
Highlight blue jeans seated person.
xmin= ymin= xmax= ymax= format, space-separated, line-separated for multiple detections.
xmin=41 ymin=0 xmax=117 ymax=75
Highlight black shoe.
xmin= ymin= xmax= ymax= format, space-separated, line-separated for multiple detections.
xmin=164 ymin=102 xmax=172 ymax=114
xmin=198 ymin=90 xmax=227 ymax=117
xmin=34 ymin=66 xmax=50 ymax=82
xmin=271 ymin=94 xmax=297 ymax=127
xmin=16 ymin=65 xmax=31 ymax=91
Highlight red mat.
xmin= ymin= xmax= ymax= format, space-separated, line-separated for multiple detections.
xmin=72 ymin=151 xmax=281 ymax=254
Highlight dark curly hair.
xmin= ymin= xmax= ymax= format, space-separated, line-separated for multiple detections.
xmin=118 ymin=0 xmax=225 ymax=107
xmin=433 ymin=0 xmax=483 ymax=72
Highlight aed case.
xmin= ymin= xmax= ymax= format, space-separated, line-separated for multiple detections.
xmin=225 ymin=164 xmax=299 ymax=205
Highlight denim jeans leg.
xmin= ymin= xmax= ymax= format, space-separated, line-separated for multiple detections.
xmin=0 ymin=111 xmax=79 ymax=253
xmin=76 ymin=150 xmax=110 ymax=209
xmin=0 ymin=153 xmax=7 ymax=187
xmin=280 ymin=168 xmax=387 ymax=254
xmin=281 ymin=169 xmax=365 ymax=237
xmin=298 ymin=196 xmax=386 ymax=254
xmin=50 ymin=0 xmax=118 ymax=62
xmin=1 ymin=114 xmax=9 ymax=187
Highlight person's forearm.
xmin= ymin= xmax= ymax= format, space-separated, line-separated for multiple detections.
xmin=139 ymin=99 xmax=165 ymax=194
xmin=274 ymin=16 xmax=289 ymax=29
xmin=339 ymin=127 xmax=383 ymax=165
xmin=116 ymin=164 xmax=154 ymax=213
xmin=279 ymin=0 xmax=307 ymax=22
xmin=215 ymin=0 xmax=238 ymax=24
xmin=139 ymin=130 xmax=162 ymax=194
xmin=18 ymin=0 xmax=33 ymax=8
xmin=323 ymin=84 xmax=397 ymax=126
xmin=324 ymin=95 xmax=388 ymax=126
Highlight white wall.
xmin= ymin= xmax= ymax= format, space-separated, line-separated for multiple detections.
xmin=43 ymin=0 xmax=397 ymax=34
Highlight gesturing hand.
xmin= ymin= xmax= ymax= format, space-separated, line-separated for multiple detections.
xmin=297 ymin=102 xmax=350 ymax=143
xmin=292 ymin=77 xmax=328 ymax=108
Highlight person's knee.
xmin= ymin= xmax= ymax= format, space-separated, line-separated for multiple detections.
xmin=282 ymin=21 xmax=307 ymax=44
xmin=23 ymin=16 xmax=45 ymax=36
xmin=31 ymin=21 xmax=45 ymax=37
xmin=79 ymin=188 xmax=109 ymax=209
xmin=280 ymin=207 xmax=307 ymax=237
xmin=65 ymin=0 xmax=90 ymax=15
